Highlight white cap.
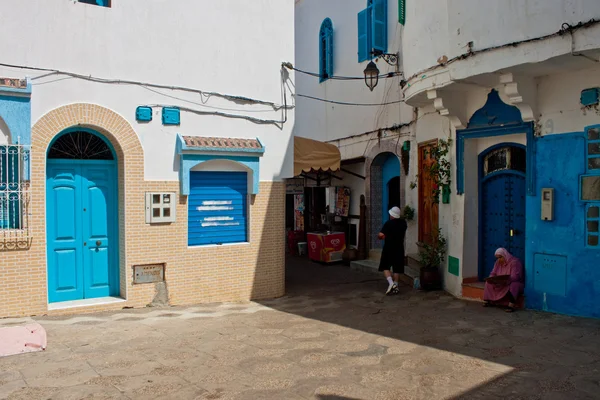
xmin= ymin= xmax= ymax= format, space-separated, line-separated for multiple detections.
xmin=389 ymin=206 xmax=401 ymax=219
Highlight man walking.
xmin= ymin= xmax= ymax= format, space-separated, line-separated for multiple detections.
xmin=377 ymin=206 xmax=407 ymax=295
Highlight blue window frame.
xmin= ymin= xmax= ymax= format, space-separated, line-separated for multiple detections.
xmin=79 ymin=0 xmax=110 ymax=7
xmin=586 ymin=204 xmax=599 ymax=247
xmin=0 ymin=145 xmax=22 ymax=229
xmin=319 ymin=18 xmax=334 ymax=82
xmin=188 ymin=171 xmax=248 ymax=246
xmin=587 ymin=126 xmax=600 ymax=172
xmin=357 ymin=0 xmax=387 ymax=62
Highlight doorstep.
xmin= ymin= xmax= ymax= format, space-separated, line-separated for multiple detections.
xmin=48 ymin=296 xmax=126 ymax=311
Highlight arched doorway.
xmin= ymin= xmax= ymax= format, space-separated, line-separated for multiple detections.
xmin=370 ymin=152 xmax=400 ymax=249
xmin=46 ymin=129 xmax=119 ymax=303
xmin=479 ymin=143 xmax=526 ymax=280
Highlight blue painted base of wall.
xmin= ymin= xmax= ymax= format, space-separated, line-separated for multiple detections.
xmin=525 ymin=133 xmax=600 ymax=319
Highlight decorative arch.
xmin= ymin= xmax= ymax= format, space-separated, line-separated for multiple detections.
xmin=32 ymin=103 xmax=144 ymax=300
xmin=456 ymin=89 xmax=535 ymax=196
xmin=319 ymin=18 xmax=334 ymax=82
xmin=365 ymin=140 xmax=405 ymax=250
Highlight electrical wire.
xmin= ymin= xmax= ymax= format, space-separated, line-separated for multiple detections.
xmin=295 ymin=93 xmax=403 ymax=106
xmin=282 ymin=62 xmax=401 ymax=81
xmin=0 ymin=61 xmax=290 ymax=110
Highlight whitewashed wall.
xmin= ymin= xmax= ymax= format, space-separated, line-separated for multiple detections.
xmin=403 ymin=0 xmax=600 ymax=79
xmin=294 ymin=0 xmax=412 ymax=144
xmin=0 ymin=0 xmax=295 ymax=181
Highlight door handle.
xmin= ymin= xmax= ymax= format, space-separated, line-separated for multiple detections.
xmin=96 ymin=240 xmax=101 ymax=246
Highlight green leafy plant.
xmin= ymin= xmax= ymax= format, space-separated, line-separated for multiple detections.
xmin=409 ymin=176 xmax=417 ymax=190
xmin=401 ymin=205 xmax=415 ymax=221
xmin=417 ymin=228 xmax=447 ymax=268
xmin=423 ymin=138 xmax=452 ymax=204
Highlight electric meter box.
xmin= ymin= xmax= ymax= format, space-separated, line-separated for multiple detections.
xmin=145 ymin=192 xmax=177 ymax=223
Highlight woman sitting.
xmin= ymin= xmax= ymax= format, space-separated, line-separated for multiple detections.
xmin=483 ymin=248 xmax=524 ymax=312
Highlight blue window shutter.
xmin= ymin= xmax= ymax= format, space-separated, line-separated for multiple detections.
xmin=357 ymin=9 xmax=370 ymax=62
xmin=372 ymin=0 xmax=388 ymax=53
xmin=188 ymin=171 xmax=248 ymax=246
xmin=326 ymin=28 xmax=334 ymax=79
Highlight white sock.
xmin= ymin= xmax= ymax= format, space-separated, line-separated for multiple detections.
xmin=386 ymin=277 xmax=394 ymax=285
xmin=393 ymin=281 xmax=398 ymax=286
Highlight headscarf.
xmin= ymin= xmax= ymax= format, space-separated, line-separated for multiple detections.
xmin=494 ymin=248 xmax=515 ymax=264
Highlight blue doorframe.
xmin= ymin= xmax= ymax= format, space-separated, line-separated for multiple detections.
xmin=381 ymin=153 xmax=400 ymax=223
xmin=46 ymin=130 xmax=119 ymax=303
xmin=478 ymin=143 xmax=527 ymax=280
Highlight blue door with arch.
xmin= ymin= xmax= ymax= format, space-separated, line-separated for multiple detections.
xmin=382 ymin=153 xmax=400 ymax=223
xmin=479 ymin=144 xmax=526 ymax=279
xmin=46 ymin=130 xmax=119 ymax=303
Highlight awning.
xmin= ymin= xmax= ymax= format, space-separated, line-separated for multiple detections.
xmin=294 ymin=136 xmax=341 ymax=177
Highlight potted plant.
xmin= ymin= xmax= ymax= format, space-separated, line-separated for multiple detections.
xmin=417 ymin=228 xmax=447 ymax=290
xmin=401 ymin=205 xmax=415 ymax=221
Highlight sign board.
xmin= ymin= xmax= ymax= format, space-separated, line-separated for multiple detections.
xmin=133 ymin=263 xmax=165 ymax=284
xmin=286 ymin=178 xmax=304 ymax=194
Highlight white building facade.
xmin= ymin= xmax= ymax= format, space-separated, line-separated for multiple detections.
xmin=0 ymin=0 xmax=295 ymax=317
xmin=296 ymin=0 xmax=600 ymax=318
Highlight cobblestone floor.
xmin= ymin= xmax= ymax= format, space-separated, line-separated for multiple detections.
xmin=1 ymin=256 xmax=600 ymax=399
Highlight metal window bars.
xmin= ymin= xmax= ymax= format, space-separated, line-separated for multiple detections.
xmin=0 ymin=144 xmax=31 ymax=250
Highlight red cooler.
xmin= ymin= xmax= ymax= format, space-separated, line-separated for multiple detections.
xmin=306 ymin=232 xmax=346 ymax=263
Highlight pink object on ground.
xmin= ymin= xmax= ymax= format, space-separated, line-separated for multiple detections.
xmin=0 ymin=323 xmax=47 ymax=357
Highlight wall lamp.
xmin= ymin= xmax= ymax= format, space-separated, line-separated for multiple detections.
xmin=363 ymin=50 xmax=400 ymax=91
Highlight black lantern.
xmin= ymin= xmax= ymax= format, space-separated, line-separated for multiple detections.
xmin=363 ymin=61 xmax=379 ymax=91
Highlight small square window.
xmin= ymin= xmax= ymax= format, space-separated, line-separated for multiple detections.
xmin=588 ymin=235 xmax=599 ymax=246
xmin=588 ymin=128 xmax=600 ymax=141
xmin=163 ymin=208 xmax=171 ymax=217
xmin=153 ymin=208 xmax=160 ymax=218
xmin=589 ymin=206 xmax=600 ymax=219
xmin=588 ymin=221 xmax=599 ymax=233
xmin=153 ymin=194 xmax=161 ymax=204
xmin=163 ymin=194 xmax=171 ymax=204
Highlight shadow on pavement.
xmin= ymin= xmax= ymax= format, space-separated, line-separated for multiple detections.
xmin=255 ymin=255 xmax=600 ymax=399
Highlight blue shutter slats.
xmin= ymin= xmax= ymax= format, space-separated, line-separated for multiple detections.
xmin=372 ymin=0 xmax=388 ymax=53
xmin=357 ymin=9 xmax=370 ymax=62
xmin=319 ymin=18 xmax=334 ymax=82
xmin=326 ymin=29 xmax=334 ymax=79
xmin=188 ymin=171 xmax=248 ymax=246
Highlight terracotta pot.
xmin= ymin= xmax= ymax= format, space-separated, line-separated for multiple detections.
xmin=420 ymin=266 xmax=442 ymax=291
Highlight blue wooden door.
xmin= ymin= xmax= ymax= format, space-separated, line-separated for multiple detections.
xmin=47 ymin=161 xmax=118 ymax=302
xmin=480 ymin=172 xmax=526 ymax=279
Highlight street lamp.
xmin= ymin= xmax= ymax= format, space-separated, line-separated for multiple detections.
xmin=363 ymin=61 xmax=379 ymax=91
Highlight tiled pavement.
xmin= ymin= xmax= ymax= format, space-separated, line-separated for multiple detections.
xmin=1 ymin=256 xmax=600 ymax=399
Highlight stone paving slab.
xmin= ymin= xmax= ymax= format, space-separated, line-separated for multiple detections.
xmin=1 ymin=257 xmax=600 ymax=399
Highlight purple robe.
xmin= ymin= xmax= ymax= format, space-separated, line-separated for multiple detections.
xmin=483 ymin=249 xmax=524 ymax=303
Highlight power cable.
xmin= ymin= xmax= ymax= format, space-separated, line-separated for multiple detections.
xmin=282 ymin=62 xmax=401 ymax=81
xmin=295 ymin=93 xmax=403 ymax=106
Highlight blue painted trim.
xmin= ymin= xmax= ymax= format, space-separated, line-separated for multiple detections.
xmin=457 ymin=122 xmax=535 ymax=195
xmin=585 ymin=203 xmax=600 ymax=248
xmin=136 ymin=106 xmax=152 ymax=122
xmin=179 ymin=154 xmax=259 ymax=195
xmin=47 ymin=127 xmax=118 ymax=161
xmin=478 ymin=143 xmax=526 ymax=280
xmin=319 ymin=18 xmax=334 ymax=83
xmin=584 ymin=124 xmax=600 ymax=174
xmin=0 ymin=87 xmax=32 ymax=146
xmin=162 ymin=107 xmax=180 ymax=125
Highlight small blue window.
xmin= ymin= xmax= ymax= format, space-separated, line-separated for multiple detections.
xmin=586 ymin=204 xmax=599 ymax=247
xmin=357 ymin=0 xmax=388 ymax=62
xmin=188 ymin=171 xmax=248 ymax=246
xmin=79 ymin=0 xmax=110 ymax=7
xmin=0 ymin=145 xmax=23 ymax=229
xmin=319 ymin=18 xmax=334 ymax=82
xmin=587 ymin=126 xmax=600 ymax=172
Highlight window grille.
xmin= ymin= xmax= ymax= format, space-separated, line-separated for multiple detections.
xmin=0 ymin=144 xmax=30 ymax=250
